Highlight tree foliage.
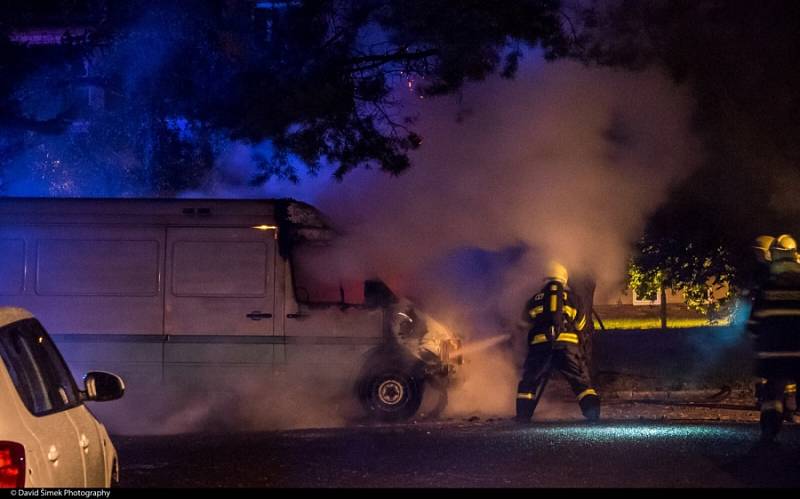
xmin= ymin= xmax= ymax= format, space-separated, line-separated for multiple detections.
xmin=0 ymin=0 xmax=570 ymax=194
xmin=627 ymin=233 xmax=736 ymax=319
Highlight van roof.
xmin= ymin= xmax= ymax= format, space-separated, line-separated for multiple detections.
xmin=0 ymin=308 xmax=34 ymax=328
xmin=0 ymin=197 xmax=332 ymax=231
xmin=0 ymin=197 xmax=287 ymax=216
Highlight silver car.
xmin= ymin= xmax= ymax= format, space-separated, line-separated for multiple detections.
xmin=0 ymin=308 xmax=124 ymax=488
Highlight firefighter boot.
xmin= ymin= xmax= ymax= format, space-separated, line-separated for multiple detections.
xmin=783 ymin=384 xmax=797 ymax=423
xmin=760 ymin=405 xmax=783 ymax=443
xmin=515 ymin=396 xmax=535 ymax=423
xmin=578 ymin=392 xmax=601 ymax=422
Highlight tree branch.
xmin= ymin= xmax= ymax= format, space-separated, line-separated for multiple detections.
xmin=346 ymin=48 xmax=438 ymax=69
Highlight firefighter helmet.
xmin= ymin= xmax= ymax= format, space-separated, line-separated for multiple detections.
xmin=753 ymin=235 xmax=776 ymax=263
xmin=776 ymin=234 xmax=797 ymax=251
xmin=544 ymin=261 xmax=568 ymax=285
xmin=771 ymin=234 xmax=798 ymax=262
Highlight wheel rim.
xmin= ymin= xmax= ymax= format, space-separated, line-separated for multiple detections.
xmin=377 ymin=379 xmax=405 ymax=406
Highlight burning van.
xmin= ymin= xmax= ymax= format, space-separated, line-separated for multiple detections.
xmin=0 ymin=197 xmax=462 ymax=424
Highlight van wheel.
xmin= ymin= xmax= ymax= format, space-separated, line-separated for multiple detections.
xmin=360 ymin=370 xmax=424 ymax=422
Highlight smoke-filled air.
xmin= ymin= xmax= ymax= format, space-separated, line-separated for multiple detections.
xmin=175 ymin=56 xmax=702 ymax=425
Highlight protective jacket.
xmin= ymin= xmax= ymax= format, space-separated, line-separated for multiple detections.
xmin=750 ymin=260 xmax=800 ymax=377
xmin=523 ymin=280 xmax=588 ymax=348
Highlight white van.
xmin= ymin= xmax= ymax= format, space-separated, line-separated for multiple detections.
xmin=0 ymin=198 xmax=462 ymax=425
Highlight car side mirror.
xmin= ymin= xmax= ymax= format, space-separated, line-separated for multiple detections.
xmin=82 ymin=371 xmax=125 ymax=402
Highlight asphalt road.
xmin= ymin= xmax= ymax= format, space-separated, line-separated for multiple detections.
xmin=114 ymin=418 xmax=800 ymax=488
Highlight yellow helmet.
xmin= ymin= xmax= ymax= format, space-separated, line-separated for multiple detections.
xmin=753 ymin=235 xmax=776 ymax=263
xmin=776 ymin=234 xmax=797 ymax=251
xmin=544 ymin=261 xmax=568 ymax=285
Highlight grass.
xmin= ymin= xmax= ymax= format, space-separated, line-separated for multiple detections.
xmin=593 ymin=304 xmax=730 ymax=330
xmin=597 ymin=316 xmax=730 ymax=330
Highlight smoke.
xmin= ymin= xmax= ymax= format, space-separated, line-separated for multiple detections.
xmin=442 ymin=339 xmax=518 ymax=417
xmin=91 ymin=365 xmax=365 ymax=436
xmin=205 ymin=57 xmax=701 ymax=302
xmin=300 ymin=58 xmax=700 ymax=304
xmin=178 ymin=55 xmax=702 ymax=423
xmin=8 ymin=49 xmax=703 ymax=431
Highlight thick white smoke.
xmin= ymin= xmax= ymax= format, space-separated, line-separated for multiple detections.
xmin=177 ymin=56 xmax=702 ymax=424
xmin=310 ymin=60 xmax=700 ymax=302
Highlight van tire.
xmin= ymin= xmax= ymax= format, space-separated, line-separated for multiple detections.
xmin=360 ymin=370 xmax=424 ymax=422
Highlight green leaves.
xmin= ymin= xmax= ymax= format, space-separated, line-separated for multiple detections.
xmin=628 ymin=234 xmax=737 ymax=321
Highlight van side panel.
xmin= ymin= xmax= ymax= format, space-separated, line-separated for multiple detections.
xmin=165 ymin=227 xmax=275 ymax=336
xmin=0 ymin=238 xmax=25 ymax=295
xmin=0 ymin=225 xmax=165 ymax=334
xmin=0 ymin=225 xmax=166 ymax=406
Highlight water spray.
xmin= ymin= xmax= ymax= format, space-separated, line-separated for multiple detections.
xmin=458 ymin=334 xmax=512 ymax=358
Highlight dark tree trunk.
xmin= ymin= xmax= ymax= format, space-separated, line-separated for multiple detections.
xmin=660 ymin=284 xmax=668 ymax=330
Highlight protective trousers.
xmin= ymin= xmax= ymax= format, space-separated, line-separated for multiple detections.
xmin=760 ymin=378 xmax=792 ymax=441
xmin=516 ymin=343 xmax=600 ymax=421
xmin=755 ymin=342 xmax=800 ymax=440
xmin=756 ymin=379 xmax=798 ymax=422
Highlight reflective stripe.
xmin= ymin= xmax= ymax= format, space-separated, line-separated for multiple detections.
xmin=756 ymin=351 xmax=800 ymax=358
xmin=564 ymin=305 xmax=577 ymax=320
xmin=762 ymin=400 xmax=784 ymax=412
xmin=557 ymin=333 xmax=579 ymax=344
xmin=753 ymin=309 xmax=800 ymax=318
xmin=517 ymin=392 xmax=534 ymax=400
xmin=531 ymin=333 xmax=580 ymax=345
xmin=577 ymin=388 xmax=598 ymax=401
xmin=763 ymin=290 xmax=800 ymax=300
xmin=528 ymin=306 xmax=543 ymax=319
xmin=549 ymin=294 xmax=558 ymax=312
xmin=575 ymin=315 xmax=586 ymax=330
xmin=785 ymin=384 xmax=797 ymax=393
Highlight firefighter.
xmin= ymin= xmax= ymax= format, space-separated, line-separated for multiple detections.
xmin=514 ymin=261 xmax=600 ymax=422
xmin=749 ymin=234 xmax=800 ymax=441
xmin=751 ymin=235 xmax=800 ymax=423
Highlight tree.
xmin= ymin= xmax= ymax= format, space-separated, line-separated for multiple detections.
xmin=573 ymin=1 xmax=800 ymax=308
xmin=627 ymin=233 xmax=736 ymax=321
xmin=0 ymin=0 xmax=570 ymax=194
